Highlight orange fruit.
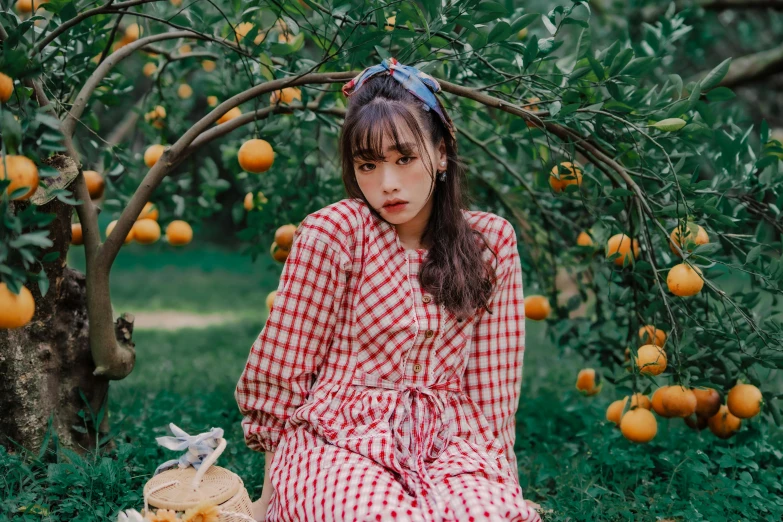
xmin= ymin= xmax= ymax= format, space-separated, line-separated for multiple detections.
xmin=71 ymin=223 xmax=84 ymax=246
xmin=142 ymin=63 xmax=157 ymax=77
xmin=238 ymin=139 xmax=275 ymax=173
xmin=234 ymin=22 xmax=255 ymax=42
xmin=138 ymin=202 xmax=159 ymax=221
xmin=708 ymin=405 xmax=741 ymax=439
xmin=83 ymin=170 xmax=105 ymax=199
xmin=166 ymin=220 xmax=193 ymax=246
xmin=517 ymin=28 xmax=528 ymax=40
xmin=132 ymin=219 xmax=161 ymax=244
xmin=271 ymin=241 xmax=290 ymax=263
xmin=667 ymin=263 xmax=703 ymax=296
xmin=124 ymin=23 xmax=142 ymax=41
xmin=669 ymin=223 xmax=709 ymax=258
xmin=0 ymin=72 xmax=14 ymax=103
xmin=244 ymin=191 xmax=268 ymax=211
xmin=692 ymin=387 xmax=721 ymax=418
xmin=202 ymin=60 xmax=216 ymax=72
xmin=178 ymin=44 xmax=192 ymax=54
xmin=0 ymin=283 xmax=35 ymax=329
xmin=524 ymin=294 xmax=551 ymax=321
xmin=106 ymin=219 xmax=134 ymax=244
xmin=638 ymin=325 xmax=666 ymax=347
xmin=0 ymin=155 xmax=40 ymax=200
xmin=620 ymin=408 xmax=657 ymax=443
xmin=14 ymin=0 xmax=47 ymax=13
xmin=606 ymin=399 xmax=626 ymax=425
xmin=549 ymin=161 xmax=583 ymax=193
xmin=684 ymin=414 xmax=708 ymax=431
xmin=636 ymin=344 xmax=667 ymax=376
xmin=207 ymin=95 xmax=218 ymax=107
xmin=627 ymin=392 xmax=652 ymax=410
xmin=385 ymin=15 xmax=396 ymax=31
xmin=171 ymin=0 xmax=182 ymax=5
xmin=660 ymin=385 xmax=697 ymax=418
xmin=216 ymin=106 xmax=242 ymax=124
xmin=651 ymin=386 xmax=672 ymax=417
xmin=275 ymin=223 xmax=297 ymax=250
xmin=576 ymin=230 xmax=593 ymax=247
xmin=244 ymin=192 xmax=255 ymax=211
xmin=727 ymin=383 xmax=763 ymax=419
xmin=606 ymin=233 xmax=639 ymax=267
xmin=177 ymin=84 xmax=193 ymax=99
xmin=525 ymin=96 xmax=540 ymax=128
xmin=144 ymin=144 xmax=166 ymax=168
xmin=266 ymin=290 xmax=277 ymax=312
xmin=270 ymin=87 xmax=302 ymax=105
xmin=576 ymin=368 xmax=602 ymax=396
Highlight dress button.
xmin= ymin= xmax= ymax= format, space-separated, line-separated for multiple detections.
xmin=422 ymin=294 xmax=432 ymax=303
xmin=425 ymin=329 xmax=434 ymax=338
xmin=413 ymin=363 xmax=422 ymax=373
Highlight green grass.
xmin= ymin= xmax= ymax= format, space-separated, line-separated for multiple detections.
xmin=3 ymin=243 xmax=783 ymax=521
xmin=67 ymin=234 xmax=281 ymax=315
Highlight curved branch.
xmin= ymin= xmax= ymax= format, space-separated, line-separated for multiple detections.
xmin=34 ymin=0 xmax=163 ymax=54
xmin=692 ymin=44 xmax=783 ymax=88
xmin=62 ymin=30 xmax=208 ymax=138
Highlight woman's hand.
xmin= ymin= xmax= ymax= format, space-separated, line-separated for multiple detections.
xmin=251 ymin=498 xmax=269 ymax=522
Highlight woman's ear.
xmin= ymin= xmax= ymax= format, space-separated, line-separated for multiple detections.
xmin=437 ymin=138 xmax=447 ymax=164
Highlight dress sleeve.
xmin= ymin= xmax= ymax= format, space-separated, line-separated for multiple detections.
xmin=235 ymin=229 xmax=349 ymax=453
xmin=462 ymin=220 xmax=526 ymax=481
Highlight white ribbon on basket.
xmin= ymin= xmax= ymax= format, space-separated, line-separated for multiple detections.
xmin=137 ymin=424 xmax=258 ymax=521
xmin=153 ymin=423 xmax=225 ymax=476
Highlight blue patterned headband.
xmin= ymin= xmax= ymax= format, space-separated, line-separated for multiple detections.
xmin=342 ymin=57 xmax=457 ymax=143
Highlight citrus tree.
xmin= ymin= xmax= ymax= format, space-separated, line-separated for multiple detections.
xmin=1 ymin=0 xmax=782 ymax=454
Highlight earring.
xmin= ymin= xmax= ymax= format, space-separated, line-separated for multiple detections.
xmin=438 ymin=161 xmax=447 ymax=181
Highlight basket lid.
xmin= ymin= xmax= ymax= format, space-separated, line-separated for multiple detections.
xmin=144 ymin=466 xmax=243 ymax=511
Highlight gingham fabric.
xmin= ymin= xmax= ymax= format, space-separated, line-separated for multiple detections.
xmin=235 ymin=198 xmax=539 ymax=521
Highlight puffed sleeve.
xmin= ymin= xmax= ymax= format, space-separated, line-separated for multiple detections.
xmin=462 ymin=219 xmax=526 ymax=481
xmin=235 ymin=225 xmax=349 ymax=453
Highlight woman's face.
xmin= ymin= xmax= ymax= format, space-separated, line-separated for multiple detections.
xmin=353 ymin=121 xmax=447 ymax=226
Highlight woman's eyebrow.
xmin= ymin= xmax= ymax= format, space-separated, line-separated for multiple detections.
xmin=354 ymin=142 xmax=417 ymax=159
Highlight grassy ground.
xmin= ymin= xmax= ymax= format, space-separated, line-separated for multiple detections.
xmin=1 ymin=243 xmax=782 ymax=521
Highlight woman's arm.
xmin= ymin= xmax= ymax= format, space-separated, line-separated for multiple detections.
xmin=251 ymin=450 xmax=275 ymax=521
xmin=462 ymin=219 xmax=526 ymax=479
xmin=235 ymin=224 xmax=350 ymax=454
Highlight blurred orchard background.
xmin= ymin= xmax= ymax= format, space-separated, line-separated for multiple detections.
xmin=2 ymin=0 xmax=783 ymax=520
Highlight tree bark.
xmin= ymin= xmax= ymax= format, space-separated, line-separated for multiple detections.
xmin=0 ymin=157 xmax=108 ymax=455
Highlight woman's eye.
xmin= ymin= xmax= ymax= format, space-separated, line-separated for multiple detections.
xmin=357 ymin=157 xmax=415 ymax=172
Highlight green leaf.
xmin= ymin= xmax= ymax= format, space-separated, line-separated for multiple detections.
xmin=258 ymin=53 xmax=275 ymax=81
xmin=488 ymin=21 xmax=512 ymax=43
xmin=649 ymin=118 xmax=687 ymax=132
xmin=607 ymin=48 xmax=633 ymax=77
xmin=541 ymin=14 xmax=557 ymax=35
xmin=706 ymin=86 xmax=735 ymax=102
xmin=587 ymin=56 xmax=604 ymax=81
xmin=699 ymin=57 xmax=732 ymax=91
xmin=38 ymin=270 xmax=49 ymax=298
xmin=668 ymin=74 xmax=683 ymax=99
xmin=509 ymin=13 xmax=539 ymax=33
xmin=41 ymin=251 xmax=60 ymax=263
xmin=746 ymin=245 xmax=762 ymax=264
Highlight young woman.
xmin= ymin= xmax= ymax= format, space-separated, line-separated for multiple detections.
xmin=236 ymin=57 xmax=541 ymax=522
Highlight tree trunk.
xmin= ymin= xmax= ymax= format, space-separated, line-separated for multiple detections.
xmin=0 ymin=158 xmax=108 ymax=456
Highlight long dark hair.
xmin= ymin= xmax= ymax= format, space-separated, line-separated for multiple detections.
xmin=339 ymin=73 xmax=500 ymax=319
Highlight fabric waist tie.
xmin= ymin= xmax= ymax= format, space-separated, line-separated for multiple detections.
xmin=351 ymin=372 xmax=463 ymax=520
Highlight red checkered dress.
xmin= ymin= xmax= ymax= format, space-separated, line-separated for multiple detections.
xmin=235 ymin=198 xmax=540 ymax=522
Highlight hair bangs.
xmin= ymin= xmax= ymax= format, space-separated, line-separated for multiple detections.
xmin=349 ymin=101 xmax=431 ymax=166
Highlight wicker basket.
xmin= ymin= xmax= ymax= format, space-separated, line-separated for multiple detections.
xmin=143 ymin=438 xmax=255 ymax=522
